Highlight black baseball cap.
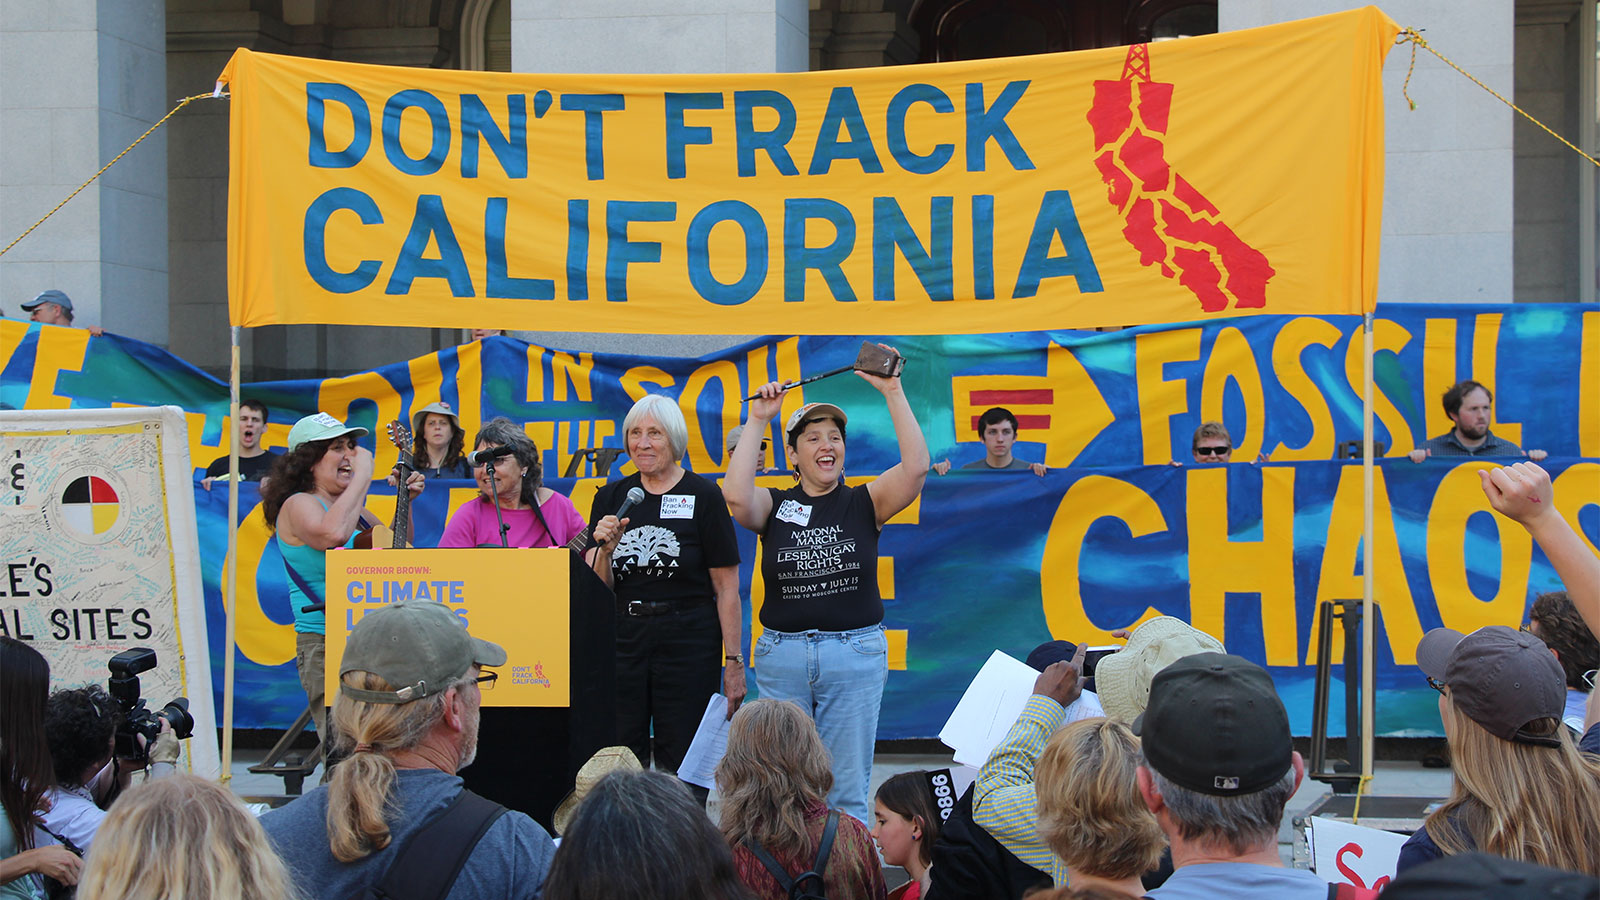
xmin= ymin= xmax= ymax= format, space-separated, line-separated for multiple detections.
xmin=1134 ymin=653 xmax=1292 ymax=795
xmin=1416 ymin=626 xmax=1565 ymax=748
xmin=1381 ymin=852 xmax=1598 ymax=900
xmin=1025 ymin=640 xmax=1077 ymax=671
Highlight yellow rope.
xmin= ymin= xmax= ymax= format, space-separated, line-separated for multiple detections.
xmin=0 ymin=91 xmax=228 ymax=259
xmin=1349 ymin=773 xmax=1376 ymax=825
xmin=1397 ymin=27 xmax=1599 ymax=168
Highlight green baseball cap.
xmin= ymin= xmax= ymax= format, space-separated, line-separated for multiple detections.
xmin=287 ymin=412 xmax=368 ymax=452
xmin=339 ymin=600 xmax=507 ymax=704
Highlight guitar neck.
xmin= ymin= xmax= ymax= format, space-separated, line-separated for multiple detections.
xmin=566 ymin=525 xmax=593 ymax=553
xmin=392 ymin=492 xmax=410 ymax=549
xmin=391 ymin=459 xmax=413 ymax=549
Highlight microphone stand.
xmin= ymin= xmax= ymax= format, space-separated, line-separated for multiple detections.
xmin=484 ymin=462 xmax=511 ymax=548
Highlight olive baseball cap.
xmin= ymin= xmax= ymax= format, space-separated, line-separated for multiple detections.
xmin=1416 ymin=625 xmax=1565 ymax=747
xmin=1134 ymin=653 xmax=1292 ymax=795
xmin=338 ymin=600 xmax=506 ymax=704
xmin=784 ymin=402 xmax=847 ymax=445
xmin=287 ymin=412 xmax=368 ymax=452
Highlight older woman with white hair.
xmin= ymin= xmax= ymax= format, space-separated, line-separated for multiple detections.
xmin=588 ymin=394 xmax=744 ymax=804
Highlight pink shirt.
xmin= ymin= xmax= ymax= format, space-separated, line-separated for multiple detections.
xmin=439 ymin=492 xmax=586 ymax=549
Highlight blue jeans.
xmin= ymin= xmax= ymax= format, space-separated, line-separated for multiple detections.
xmin=753 ymin=625 xmax=888 ymax=824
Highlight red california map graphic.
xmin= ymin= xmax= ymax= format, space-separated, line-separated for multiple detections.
xmin=1086 ymin=45 xmax=1275 ymax=312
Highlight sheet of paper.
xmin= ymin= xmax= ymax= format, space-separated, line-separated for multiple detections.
xmin=939 ymin=650 xmax=1106 ymax=768
xmin=939 ymin=651 xmax=1034 ymax=766
xmin=676 ymin=693 xmax=731 ymax=790
xmin=1307 ymin=816 xmax=1407 ymax=888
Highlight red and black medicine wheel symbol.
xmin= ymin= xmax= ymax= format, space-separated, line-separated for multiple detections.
xmin=61 ymin=475 xmax=121 ymax=537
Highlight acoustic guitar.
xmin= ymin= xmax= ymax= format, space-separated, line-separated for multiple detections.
xmin=354 ymin=419 xmax=415 ymax=549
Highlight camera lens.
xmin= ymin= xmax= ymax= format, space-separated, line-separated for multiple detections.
xmin=158 ymin=698 xmax=195 ymax=740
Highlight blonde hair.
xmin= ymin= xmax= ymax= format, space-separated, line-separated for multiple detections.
xmin=715 ymin=699 xmax=832 ymax=858
xmin=325 ymin=671 xmax=462 ymax=862
xmin=1425 ymin=699 xmax=1600 ymax=876
xmin=1035 ymin=718 xmax=1165 ymax=880
xmin=77 ymin=774 xmax=299 ymax=900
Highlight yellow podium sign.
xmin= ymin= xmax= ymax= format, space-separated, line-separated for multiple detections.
xmin=325 ymin=548 xmax=571 ymax=707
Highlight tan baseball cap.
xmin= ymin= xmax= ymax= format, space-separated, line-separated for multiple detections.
xmin=784 ymin=402 xmax=847 ymax=445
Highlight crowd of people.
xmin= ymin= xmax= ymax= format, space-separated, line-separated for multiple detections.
xmin=3 ymin=309 xmax=1595 ymax=900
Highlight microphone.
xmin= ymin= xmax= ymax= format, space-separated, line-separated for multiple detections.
xmin=466 ymin=444 xmax=516 ymax=467
xmin=616 ymin=486 xmax=646 ymax=521
xmin=564 ymin=486 xmax=647 ymax=554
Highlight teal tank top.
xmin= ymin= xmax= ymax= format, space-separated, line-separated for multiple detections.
xmin=277 ymin=496 xmax=356 ymax=635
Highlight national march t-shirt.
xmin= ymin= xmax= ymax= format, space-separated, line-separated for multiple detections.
xmin=759 ymin=482 xmax=882 ymax=632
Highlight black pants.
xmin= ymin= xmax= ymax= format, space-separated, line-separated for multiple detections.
xmin=614 ymin=601 xmax=721 ymax=788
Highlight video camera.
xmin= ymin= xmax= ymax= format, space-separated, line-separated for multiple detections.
xmin=107 ymin=648 xmax=194 ymax=761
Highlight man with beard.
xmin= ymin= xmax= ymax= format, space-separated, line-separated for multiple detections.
xmin=261 ymin=600 xmax=555 ymax=900
xmin=202 ymin=399 xmax=280 ymax=489
xmin=1409 ymin=381 xmax=1546 ymax=462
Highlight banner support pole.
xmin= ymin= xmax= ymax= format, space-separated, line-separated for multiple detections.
xmin=221 ymin=326 xmax=241 ymax=782
xmin=1361 ymin=313 xmax=1376 ymax=782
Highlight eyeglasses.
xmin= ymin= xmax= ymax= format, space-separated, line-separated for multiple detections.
xmin=473 ymin=671 xmax=498 ymax=691
xmin=1194 ymin=446 xmax=1231 ymax=456
xmin=1426 ymin=675 xmax=1447 ymax=694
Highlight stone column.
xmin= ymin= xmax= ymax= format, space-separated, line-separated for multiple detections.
xmin=0 ymin=0 xmax=168 ymax=342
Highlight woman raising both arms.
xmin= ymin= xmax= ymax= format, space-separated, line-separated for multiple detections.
xmin=724 ymin=344 xmax=929 ymax=824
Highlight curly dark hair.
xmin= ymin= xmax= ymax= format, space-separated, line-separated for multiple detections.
xmin=474 ymin=417 xmax=542 ymax=507
xmin=45 ymin=685 xmax=118 ymax=786
xmin=260 ymin=438 xmax=336 ymax=530
xmin=1 ymin=636 xmax=54 ymax=850
xmin=411 ymin=411 xmax=466 ymax=471
xmin=1531 ymin=591 xmax=1600 ymax=690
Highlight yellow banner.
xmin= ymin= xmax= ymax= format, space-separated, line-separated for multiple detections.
xmin=217 ymin=8 xmax=1397 ymax=334
xmin=324 ymin=548 xmax=570 ymax=707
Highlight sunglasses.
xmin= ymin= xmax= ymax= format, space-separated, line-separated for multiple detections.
xmin=1426 ymin=675 xmax=1447 ymax=694
xmin=1194 ymin=446 xmax=1231 ymax=456
xmin=473 ymin=671 xmax=498 ymax=691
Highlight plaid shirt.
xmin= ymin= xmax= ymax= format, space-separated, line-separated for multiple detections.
xmin=1419 ymin=430 xmax=1525 ymax=457
xmin=970 ymin=694 xmax=1071 ymax=885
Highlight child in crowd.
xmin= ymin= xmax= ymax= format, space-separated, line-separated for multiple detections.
xmin=872 ymin=772 xmax=942 ymax=900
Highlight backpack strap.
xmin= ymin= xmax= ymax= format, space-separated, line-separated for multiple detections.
xmin=812 ymin=809 xmax=841 ymax=879
xmin=743 ymin=810 xmax=840 ymax=900
xmin=370 ymin=789 xmax=507 ymax=900
xmin=791 ymin=809 xmax=840 ymax=898
xmin=743 ymin=840 xmax=798 ymax=896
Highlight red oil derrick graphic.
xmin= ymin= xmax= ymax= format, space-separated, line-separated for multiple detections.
xmin=1087 ymin=45 xmax=1275 ymax=312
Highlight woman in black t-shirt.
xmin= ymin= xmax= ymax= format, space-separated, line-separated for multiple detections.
xmin=724 ymin=346 xmax=929 ymax=824
xmin=588 ymin=394 xmax=745 ymax=800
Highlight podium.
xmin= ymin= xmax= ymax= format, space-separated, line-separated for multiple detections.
xmin=460 ymin=553 xmax=615 ymax=830
xmin=326 ymin=549 xmax=616 ymax=832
